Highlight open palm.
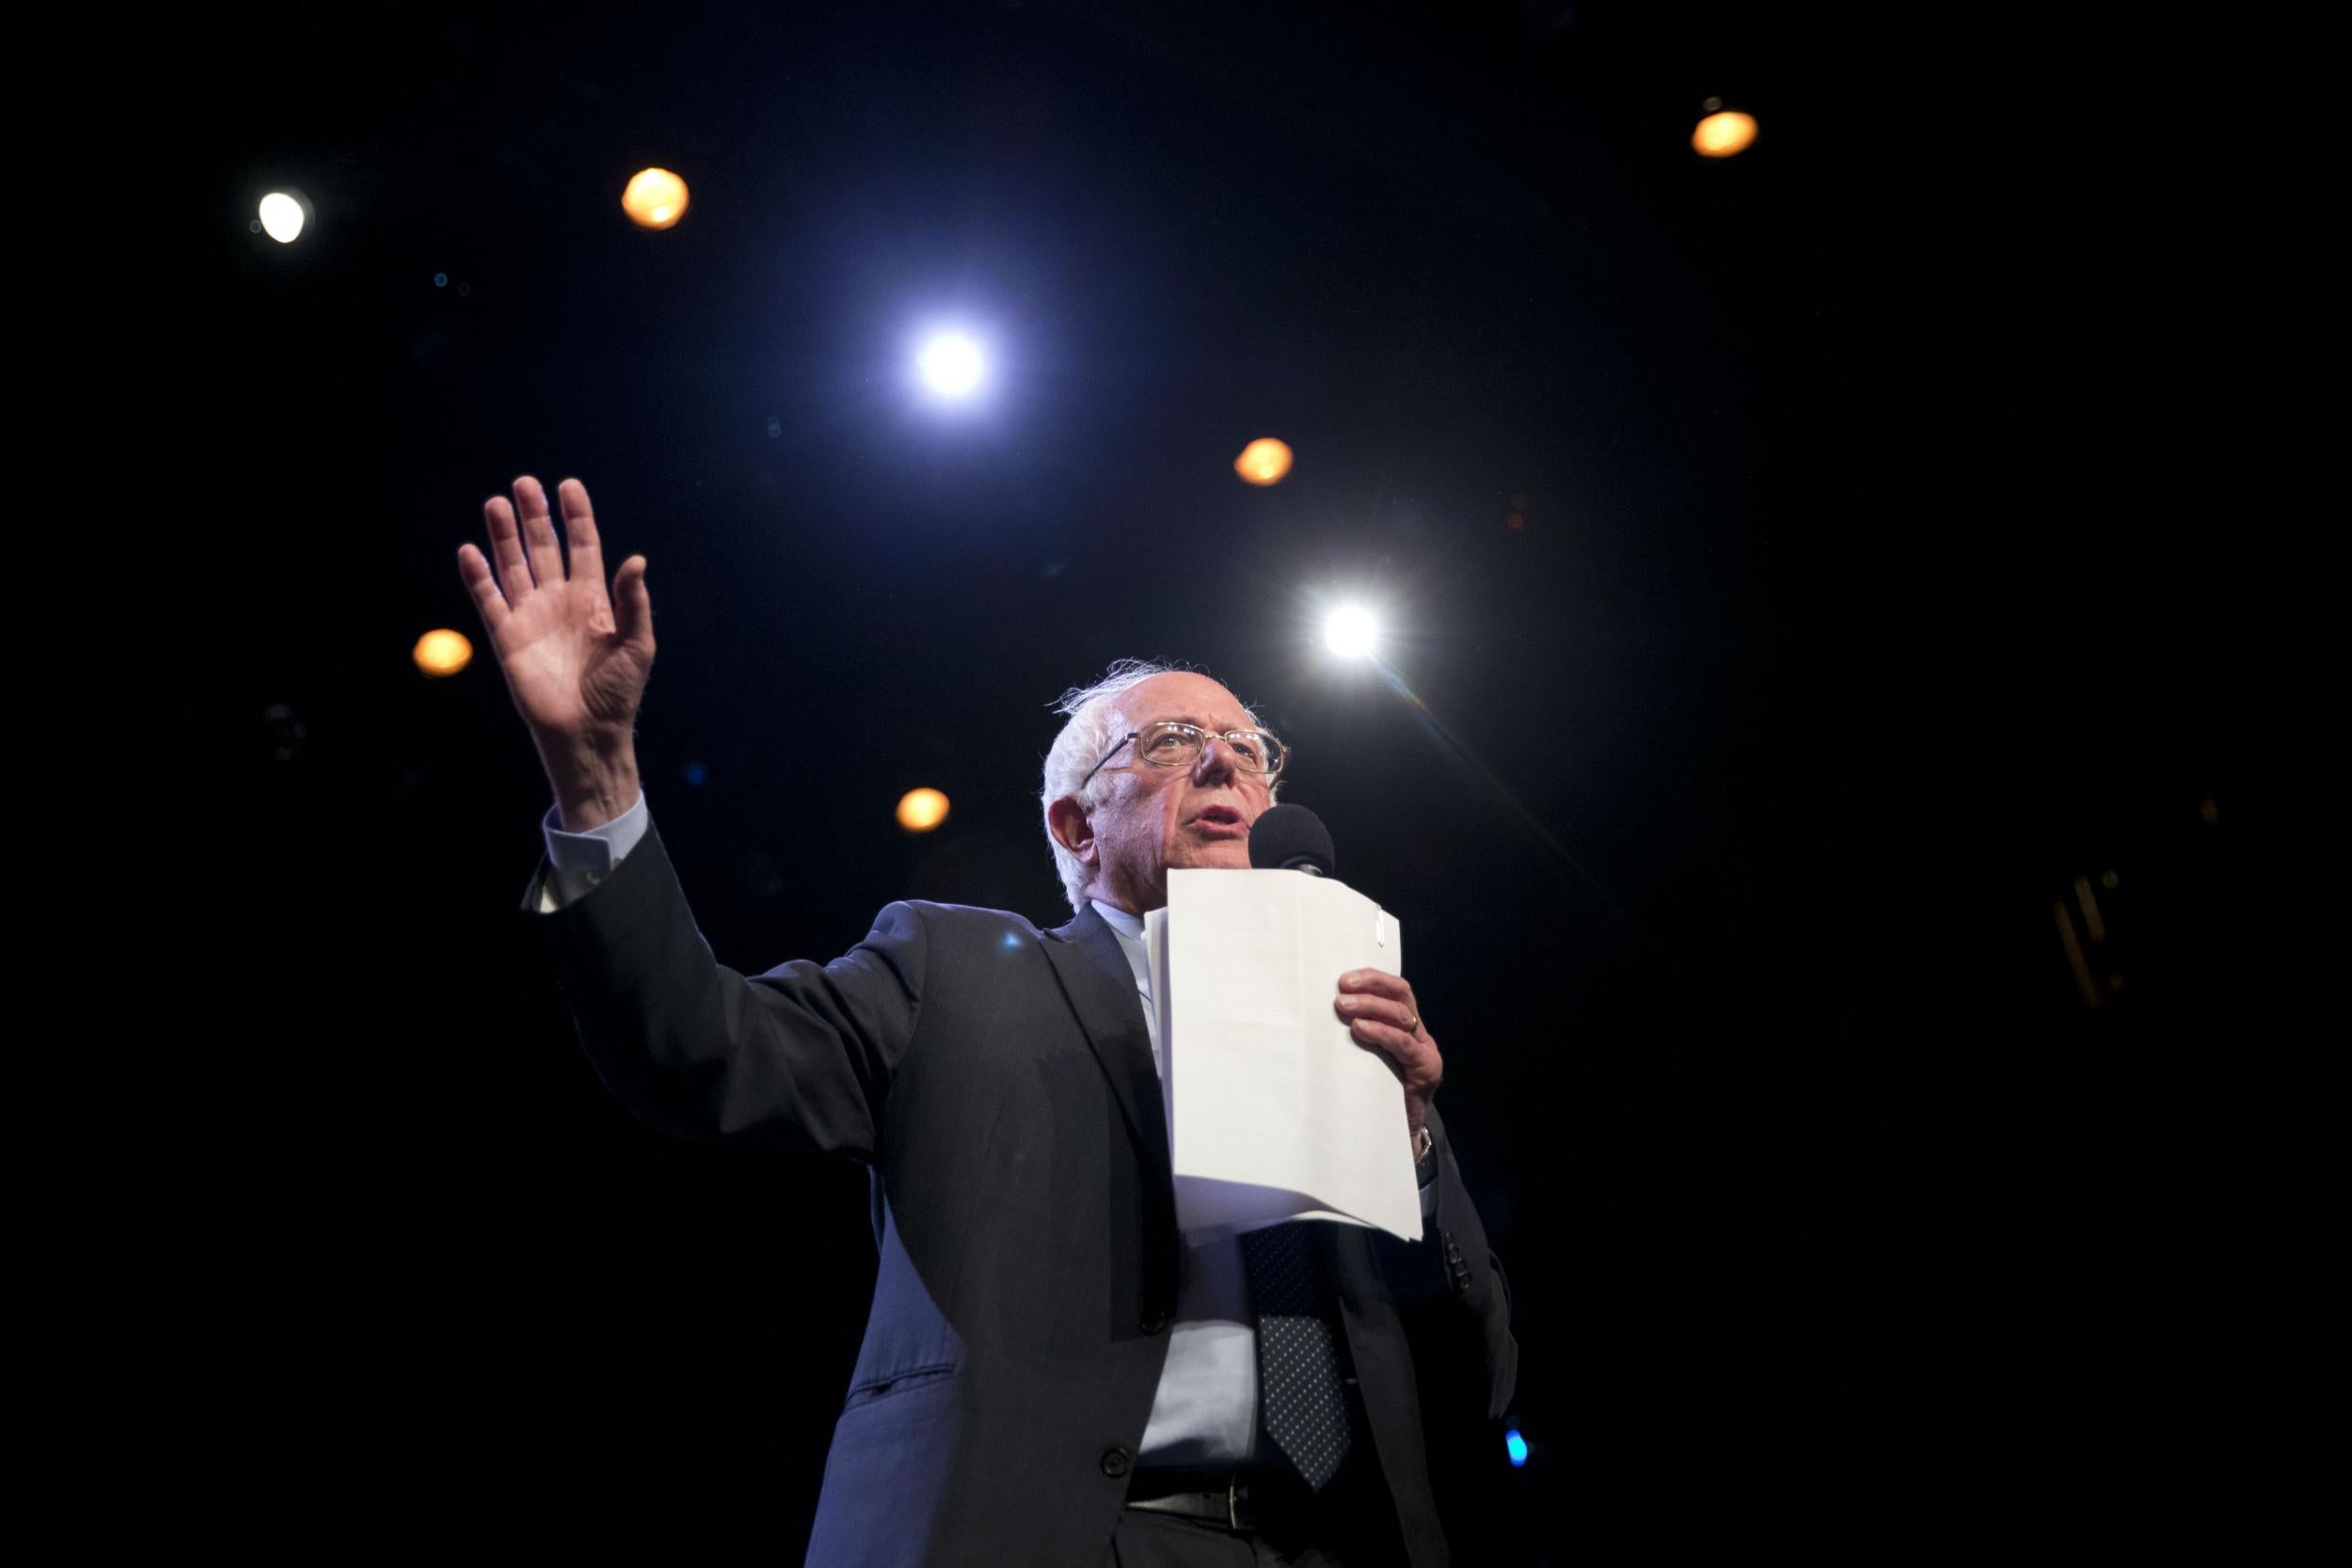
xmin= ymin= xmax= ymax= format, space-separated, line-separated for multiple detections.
xmin=456 ymin=475 xmax=654 ymax=746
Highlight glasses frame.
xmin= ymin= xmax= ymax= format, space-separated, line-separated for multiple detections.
xmin=1079 ymin=721 xmax=1289 ymax=790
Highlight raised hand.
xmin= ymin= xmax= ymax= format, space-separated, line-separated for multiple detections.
xmin=457 ymin=475 xmax=654 ymax=830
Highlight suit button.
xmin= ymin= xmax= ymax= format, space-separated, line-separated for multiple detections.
xmin=1141 ymin=1310 xmax=1169 ymax=1336
xmin=1101 ymin=1447 xmax=1134 ymax=1478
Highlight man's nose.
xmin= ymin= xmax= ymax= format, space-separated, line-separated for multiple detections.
xmin=1192 ymin=737 xmax=1241 ymax=783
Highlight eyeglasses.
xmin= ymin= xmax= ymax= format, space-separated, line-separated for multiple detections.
xmin=1080 ymin=721 xmax=1289 ymax=789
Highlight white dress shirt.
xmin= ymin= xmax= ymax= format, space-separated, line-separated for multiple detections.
xmin=1087 ymin=898 xmax=1263 ymax=1465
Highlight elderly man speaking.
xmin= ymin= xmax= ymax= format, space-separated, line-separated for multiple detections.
xmin=459 ymin=475 xmax=1517 ymax=1567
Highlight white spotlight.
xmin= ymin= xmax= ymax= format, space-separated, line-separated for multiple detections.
xmin=917 ymin=333 xmax=986 ymax=399
xmin=258 ymin=191 xmax=307 ymax=244
xmin=1325 ymin=606 xmax=1379 ymax=659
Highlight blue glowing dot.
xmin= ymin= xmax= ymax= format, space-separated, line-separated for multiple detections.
xmin=767 ymin=416 xmax=782 ymax=438
xmin=433 ymin=272 xmax=447 ymax=288
xmin=1504 ymin=1430 xmax=1528 ymax=1467
xmin=684 ymin=761 xmax=707 ymax=786
xmin=1001 ymin=931 xmax=1023 ymax=951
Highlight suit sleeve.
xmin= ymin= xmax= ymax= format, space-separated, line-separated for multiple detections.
xmin=529 ymin=816 xmax=923 ymax=1160
xmin=1376 ymin=1103 xmax=1518 ymax=1425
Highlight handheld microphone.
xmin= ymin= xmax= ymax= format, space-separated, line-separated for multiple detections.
xmin=1248 ymin=803 xmax=1336 ymax=879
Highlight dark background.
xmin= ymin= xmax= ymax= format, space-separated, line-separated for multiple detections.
xmin=143 ymin=2 xmax=2255 ymax=1560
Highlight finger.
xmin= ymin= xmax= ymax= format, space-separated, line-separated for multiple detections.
xmin=556 ymin=478 xmax=606 ymax=594
xmin=1339 ymin=969 xmax=1416 ymax=1006
xmin=1349 ymin=1017 xmax=1442 ymax=1086
xmin=612 ymin=554 xmax=654 ymax=655
xmin=455 ymin=544 xmax=512 ymax=636
xmin=484 ymin=495 xmax=534 ymax=605
xmin=1336 ymin=991 xmax=1420 ymax=1036
xmin=514 ymin=475 xmax=565 ymax=588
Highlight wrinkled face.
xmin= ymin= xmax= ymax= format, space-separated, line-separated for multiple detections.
xmin=1051 ymin=672 xmax=1276 ymax=914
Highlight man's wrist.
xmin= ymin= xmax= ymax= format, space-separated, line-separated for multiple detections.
xmin=545 ymin=738 xmax=641 ymax=832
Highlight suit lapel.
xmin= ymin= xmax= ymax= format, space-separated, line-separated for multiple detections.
xmin=1041 ymin=905 xmax=1182 ymax=1318
xmin=1041 ymin=906 xmax=1174 ymax=1181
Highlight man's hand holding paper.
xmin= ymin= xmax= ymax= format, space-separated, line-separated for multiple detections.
xmin=1335 ymin=966 xmax=1443 ymax=1153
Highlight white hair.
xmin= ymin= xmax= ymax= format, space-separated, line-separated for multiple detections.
xmin=1040 ymin=658 xmax=1279 ymax=913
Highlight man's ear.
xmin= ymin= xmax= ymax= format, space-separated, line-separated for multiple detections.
xmin=1047 ymin=796 xmax=1097 ymax=865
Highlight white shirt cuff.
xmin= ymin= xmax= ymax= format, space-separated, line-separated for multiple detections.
xmin=533 ymin=790 xmax=650 ymax=911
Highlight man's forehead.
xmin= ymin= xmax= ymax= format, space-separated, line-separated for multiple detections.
xmin=1118 ymin=672 xmax=1255 ymax=726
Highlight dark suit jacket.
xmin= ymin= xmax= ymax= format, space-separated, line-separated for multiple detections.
xmin=535 ymin=820 xmax=1517 ymax=1566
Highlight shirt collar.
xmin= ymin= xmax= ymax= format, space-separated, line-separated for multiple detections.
xmin=1090 ymin=898 xmax=1146 ymax=945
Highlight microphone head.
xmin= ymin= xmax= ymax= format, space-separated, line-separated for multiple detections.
xmin=1248 ymin=803 xmax=1336 ymax=878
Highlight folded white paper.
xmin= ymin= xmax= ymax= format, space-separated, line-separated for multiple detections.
xmin=1144 ymin=868 xmax=1422 ymax=1242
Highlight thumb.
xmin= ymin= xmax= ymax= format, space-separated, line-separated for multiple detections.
xmin=612 ymin=556 xmax=654 ymax=653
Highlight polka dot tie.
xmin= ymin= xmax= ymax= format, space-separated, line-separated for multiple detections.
xmin=1240 ymin=1221 xmax=1355 ymax=1491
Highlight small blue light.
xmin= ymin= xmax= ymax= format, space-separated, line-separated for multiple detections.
xmin=433 ymin=272 xmax=447 ymax=288
xmin=685 ymin=761 xmax=707 ymax=786
xmin=1504 ymin=1430 xmax=1528 ymax=1467
xmin=1001 ymin=931 xmax=1023 ymax=951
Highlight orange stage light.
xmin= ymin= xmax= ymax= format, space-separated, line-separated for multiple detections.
xmin=623 ymin=168 xmax=691 ymax=230
xmin=1234 ymin=438 xmax=1295 ymax=486
xmin=413 ymin=628 xmax=473 ymax=677
xmin=897 ymin=787 xmax=951 ymax=832
xmin=1692 ymin=110 xmax=1758 ymax=159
